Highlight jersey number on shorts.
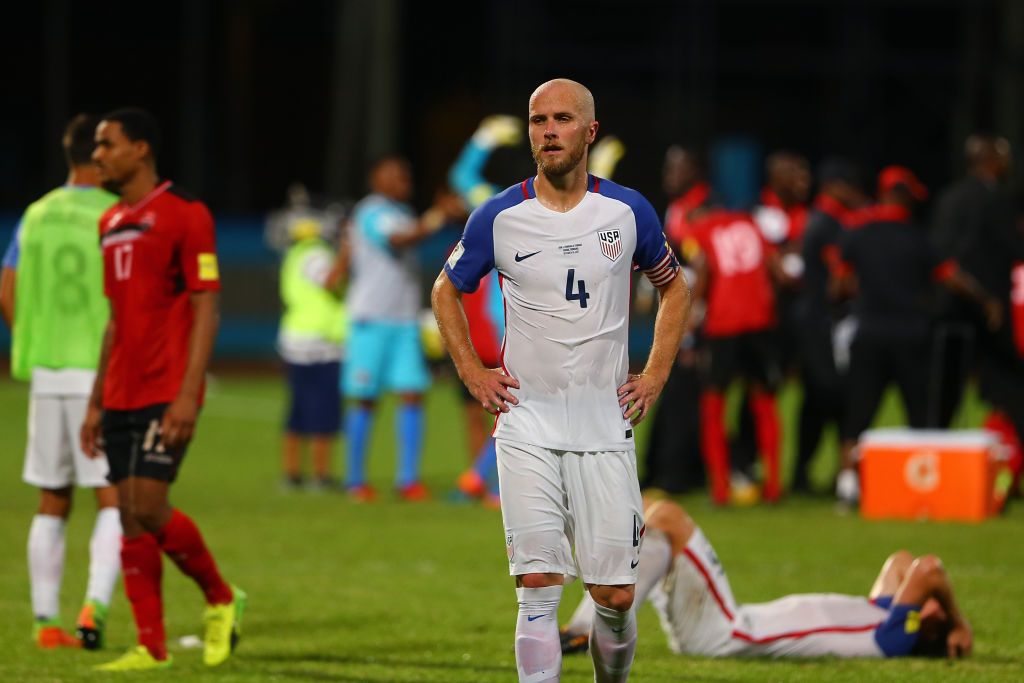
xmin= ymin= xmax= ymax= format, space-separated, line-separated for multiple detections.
xmin=565 ymin=268 xmax=590 ymax=309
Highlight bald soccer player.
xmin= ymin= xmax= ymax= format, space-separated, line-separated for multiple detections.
xmin=433 ymin=78 xmax=689 ymax=683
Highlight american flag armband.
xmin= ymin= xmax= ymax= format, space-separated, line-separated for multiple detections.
xmin=642 ymin=245 xmax=679 ymax=288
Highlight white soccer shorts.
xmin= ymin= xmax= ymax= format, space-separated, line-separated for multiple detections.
xmin=650 ymin=527 xmax=742 ymax=657
xmin=22 ymin=394 xmax=110 ymax=489
xmin=496 ymin=439 xmax=643 ymax=586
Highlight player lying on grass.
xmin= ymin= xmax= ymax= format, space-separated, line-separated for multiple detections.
xmin=561 ymin=499 xmax=972 ymax=659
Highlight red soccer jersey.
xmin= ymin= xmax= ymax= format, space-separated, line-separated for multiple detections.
xmin=99 ymin=181 xmax=220 ymax=410
xmin=687 ymin=210 xmax=776 ymax=337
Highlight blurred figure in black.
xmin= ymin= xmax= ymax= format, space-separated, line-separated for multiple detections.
xmin=933 ymin=136 xmax=1024 ymax=502
xmin=930 ymin=135 xmax=1019 ymax=426
xmin=832 ymin=167 xmax=1002 ymax=506
xmin=790 ymin=159 xmax=867 ymax=494
xmin=639 ymin=146 xmax=713 ymax=494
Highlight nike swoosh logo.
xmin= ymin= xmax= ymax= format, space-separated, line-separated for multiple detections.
xmin=515 ymin=250 xmax=541 ymax=262
xmin=527 ymin=614 xmax=547 ymax=622
xmin=611 ymin=626 xmax=627 ymax=634
xmin=630 ymin=559 xmax=640 ymax=569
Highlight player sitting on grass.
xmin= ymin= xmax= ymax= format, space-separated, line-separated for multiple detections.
xmin=561 ymin=499 xmax=972 ymax=659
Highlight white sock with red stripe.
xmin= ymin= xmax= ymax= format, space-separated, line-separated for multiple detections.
xmin=28 ymin=514 xmax=66 ymax=620
xmin=590 ymin=602 xmax=637 ymax=683
xmin=634 ymin=529 xmax=673 ymax=605
xmin=514 ymin=585 xmax=562 ymax=683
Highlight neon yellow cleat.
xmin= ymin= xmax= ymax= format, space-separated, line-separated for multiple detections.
xmin=203 ymin=585 xmax=247 ymax=666
xmin=94 ymin=646 xmax=172 ymax=671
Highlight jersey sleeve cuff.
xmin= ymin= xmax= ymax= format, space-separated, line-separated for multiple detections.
xmin=443 ymin=264 xmax=479 ymax=293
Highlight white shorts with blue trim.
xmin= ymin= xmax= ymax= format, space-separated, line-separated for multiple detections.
xmin=496 ymin=439 xmax=643 ymax=585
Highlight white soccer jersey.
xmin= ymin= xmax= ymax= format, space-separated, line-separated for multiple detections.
xmin=445 ymin=176 xmax=678 ymax=451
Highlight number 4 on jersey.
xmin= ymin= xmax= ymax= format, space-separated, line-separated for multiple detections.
xmin=565 ymin=268 xmax=589 ymax=308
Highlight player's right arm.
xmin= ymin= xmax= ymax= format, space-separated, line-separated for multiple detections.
xmin=81 ymin=316 xmax=115 ymax=458
xmin=431 ymin=200 xmax=519 ymax=414
xmin=431 ymin=273 xmax=519 ymax=414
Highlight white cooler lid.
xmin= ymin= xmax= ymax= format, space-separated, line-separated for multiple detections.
xmin=859 ymin=428 xmax=996 ymax=449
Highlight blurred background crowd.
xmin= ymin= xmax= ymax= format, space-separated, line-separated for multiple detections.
xmin=3 ymin=0 xmax=1023 ymax=505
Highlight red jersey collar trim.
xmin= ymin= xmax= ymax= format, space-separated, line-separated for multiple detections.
xmin=676 ymin=182 xmax=712 ymax=212
xmin=813 ymin=193 xmax=851 ymax=224
xmin=125 ymin=180 xmax=172 ymax=212
xmin=847 ymin=203 xmax=911 ymax=228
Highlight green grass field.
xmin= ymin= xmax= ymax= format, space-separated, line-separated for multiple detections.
xmin=0 ymin=374 xmax=1022 ymax=682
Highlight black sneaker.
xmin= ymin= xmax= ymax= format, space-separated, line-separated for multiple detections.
xmin=560 ymin=628 xmax=589 ymax=655
xmin=75 ymin=600 xmax=107 ymax=650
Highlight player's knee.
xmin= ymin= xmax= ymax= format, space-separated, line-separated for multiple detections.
xmin=124 ymin=501 xmax=170 ymax=534
xmin=885 ymin=549 xmax=914 ymax=572
xmin=38 ymin=487 xmax=73 ymax=517
xmin=912 ymin=554 xmax=945 ymax=578
xmin=517 ymin=573 xmax=562 ymax=589
xmin=589 ymin=585 xmax=635 ymax=612
xmin=905 ymin=555 xmax=946 ymax=592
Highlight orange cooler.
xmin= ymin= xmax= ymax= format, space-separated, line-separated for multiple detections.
xmin=859 ymin=429 xmax=999 ymax=522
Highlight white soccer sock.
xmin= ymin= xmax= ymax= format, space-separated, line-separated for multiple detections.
xmin=28 ymin=514 xmax=67 ymax=620
xmin=85 ymin=507 xmax=122 ymax=608
xmin=563 ymin=589 xmax=596 ymax=636
xmin=515 ymin=585 xmax=563 ymax=683
xmin=590 ymin=602 xmax=637 ymax=683
xmin=634 ymin=529 xmax=673 ymax=605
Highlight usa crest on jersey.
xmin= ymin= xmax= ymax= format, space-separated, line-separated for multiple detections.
xmin=598 ymin=229 xmax=622 ymax=261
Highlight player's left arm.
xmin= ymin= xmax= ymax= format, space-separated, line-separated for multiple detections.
xmin=618 ymin=195 xmax=691 ymax=424
xmin=619 ymin=273 xmax=689 ymax=425
xmin=162 ymin=206 xmax=221 ymax=449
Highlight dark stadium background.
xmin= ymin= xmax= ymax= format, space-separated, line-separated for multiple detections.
xmin=2 ymin=0 xmax=1021 ymax=356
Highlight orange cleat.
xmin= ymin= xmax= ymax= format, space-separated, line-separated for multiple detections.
xmin=457 ymin=470 xmax=487 ymax=498
xmin=36 ymin=625 xmax=82 ymax=649
xmin=347 ymin=484 xmax=377 ymax=503
xmin=397 ymin=481 xmax=431 ymax=502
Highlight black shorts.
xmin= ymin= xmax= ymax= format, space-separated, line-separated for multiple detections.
xmin=102 ymin=403 xmax=188 ymax=484
xmin=700 ymin=330 xmax=781 ymax=391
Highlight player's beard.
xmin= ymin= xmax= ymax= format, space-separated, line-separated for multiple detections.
xmin=532 ymin=138 xmax=588 ymax=177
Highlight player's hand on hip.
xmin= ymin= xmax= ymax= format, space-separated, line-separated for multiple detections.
xmin=464 ymin=366 xmax=520 ymax=415
xmin=947 ymin=622 xmax=973 ymax=659
xmin=161 ymin=394 xmax=199 ymax=449
xmin=80 ymin=402 xmax=104 ymax=459
xmin=618 ymin=373 xmax=665 ymax=426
